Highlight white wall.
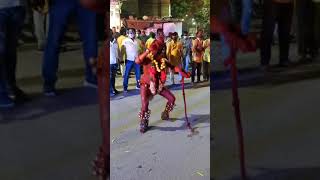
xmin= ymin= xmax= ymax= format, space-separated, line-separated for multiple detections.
xmin=163 ymin=22 xmax=182 ymax=37
xmin=110 ymin=2 xmax=121 ymax=31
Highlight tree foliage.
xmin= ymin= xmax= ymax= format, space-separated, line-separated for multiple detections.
xmin=171 ymin=0 xmax=210 ymax=31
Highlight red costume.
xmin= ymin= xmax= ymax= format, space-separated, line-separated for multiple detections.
xmin=135 ymin=31 xmax=190 ymax=133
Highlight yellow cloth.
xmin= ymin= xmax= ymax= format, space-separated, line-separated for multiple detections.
xmin=145 ymin=37 xmax=155 ymax=49
xmin=203 ymin=39 xmax=210 ymax=62
xmin=117 ymin=35 xmax=127 ymax=61
xmin=192 ymin=38 xmax=204 ymax=63
xmin=117 ymin=35 xmax=126 ymax=50
xmin=135 ymin=38 xmax=144 ymax=54
xmin=167 ymin=40 xmax=183 ymax=66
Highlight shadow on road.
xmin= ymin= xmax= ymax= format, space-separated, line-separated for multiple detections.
xmin=111 ymin=82 xmax=210 ymax=100
xmin=0 ymin=87 xmax=98 ymax=123
xmin=149 ymin=114 xmax=210 ymax=132
xmin=212 ymin=60 xmax=320 ymax=91
xmin=228 ymin=167 xmax=320 ymax=180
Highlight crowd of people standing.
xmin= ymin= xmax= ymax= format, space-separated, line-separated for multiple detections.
xmin=214 ymin=0 xmax=320 ymax=71
xmin=258 ymin=0 xmax=320 ymax=69
xmin=109 ymin=26 xmax=211 ymax=97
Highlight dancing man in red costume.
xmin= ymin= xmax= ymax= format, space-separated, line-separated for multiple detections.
xmin=135 ymin=29 xmax=191 ymax=133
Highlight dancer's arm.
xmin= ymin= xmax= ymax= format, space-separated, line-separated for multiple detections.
xmin=136 ymin=39 xmax=161 ymax=64
xmin=212 ymin=17 xmax=256 ymax=52
xmin=135 ymin=49 xmax=150 ymax=64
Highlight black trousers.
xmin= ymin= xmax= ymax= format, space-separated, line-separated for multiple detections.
xmin=110 ymin=64 xmax=117 ymax=93
xmin=314 ymin=3 xmax=320 ymax=53
xmin=191 ymin=62 xmax=202 ymax=83
xmin=260 ymin=1 xmax=293 ymax=65
xmin=296 ymin=0 xmax=316 ymax=57
xmin=202 ymin=61 xmax=210 ymax=81
xmin=0 ymin=7 xmax=25 ymax=94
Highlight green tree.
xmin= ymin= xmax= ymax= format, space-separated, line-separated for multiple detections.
xmin=171 ymin=0 xmax=210 ymax=33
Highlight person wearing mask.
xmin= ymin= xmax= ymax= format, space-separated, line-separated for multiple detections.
xmin=140 ymin=30 xmax=148 ymax=45
xmin=260 ymin=0 xmax=294 ymax=69
xmin=0 ymin=0 xmax=28 ymax=107
xmin=42 ymin=0 xmax=98 ymax=96
xmin=167 ymin=32 xmax=183 ymax=85
xmin=110 ymin=29 xmax=119 ymax=96
xmin=181 ymin=31 xmax=193 ymax=72
xmin=121 ymin=28 xmax=141 ymax=92
xmin=191 ymin=30 xmax=205 ymax=85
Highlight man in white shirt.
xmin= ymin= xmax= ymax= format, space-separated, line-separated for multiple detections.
xmin=120 ymin=28 xmax=141 ymax=92
xmin=110 ymin=29 xmax=120 ymax=96
xmin=0 ymin=0 xmax=27 ymax=108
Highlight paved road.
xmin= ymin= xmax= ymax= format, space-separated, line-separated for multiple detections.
xmin=0 ymin=43 xmax=101 ymax=180
xmin=110 ymin=76 xmax=210 ymax=180
xmin=212 ymin=42 xmax=320 ymax=180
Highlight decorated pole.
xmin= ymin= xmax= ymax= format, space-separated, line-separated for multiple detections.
xmin=227 ymin=51 xmax=247 ymax=179
xmin=180 ymin=77 xmax=192 ymax=132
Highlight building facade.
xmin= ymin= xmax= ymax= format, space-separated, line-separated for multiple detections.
xmin=121 ymin=0 xmax=171 ymax=18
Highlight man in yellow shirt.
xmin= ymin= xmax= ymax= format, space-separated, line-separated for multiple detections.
xmin=191 ymin=30 xmax=205 ymax=84
xmin=145 ymin=32 xmax=155 ymax=49
xmin=117 ymin=27 xmax=127 ymax=76
xmin=167 ymin=32 xmax=183 ymax=84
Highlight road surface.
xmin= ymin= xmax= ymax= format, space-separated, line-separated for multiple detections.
xmin=0 ymin=43 xmax=101 ymax=180
xmin=110 ymin=75 xmax=210 ymax=180
xmin=212 ymin=42 xmax=320 ymax=180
